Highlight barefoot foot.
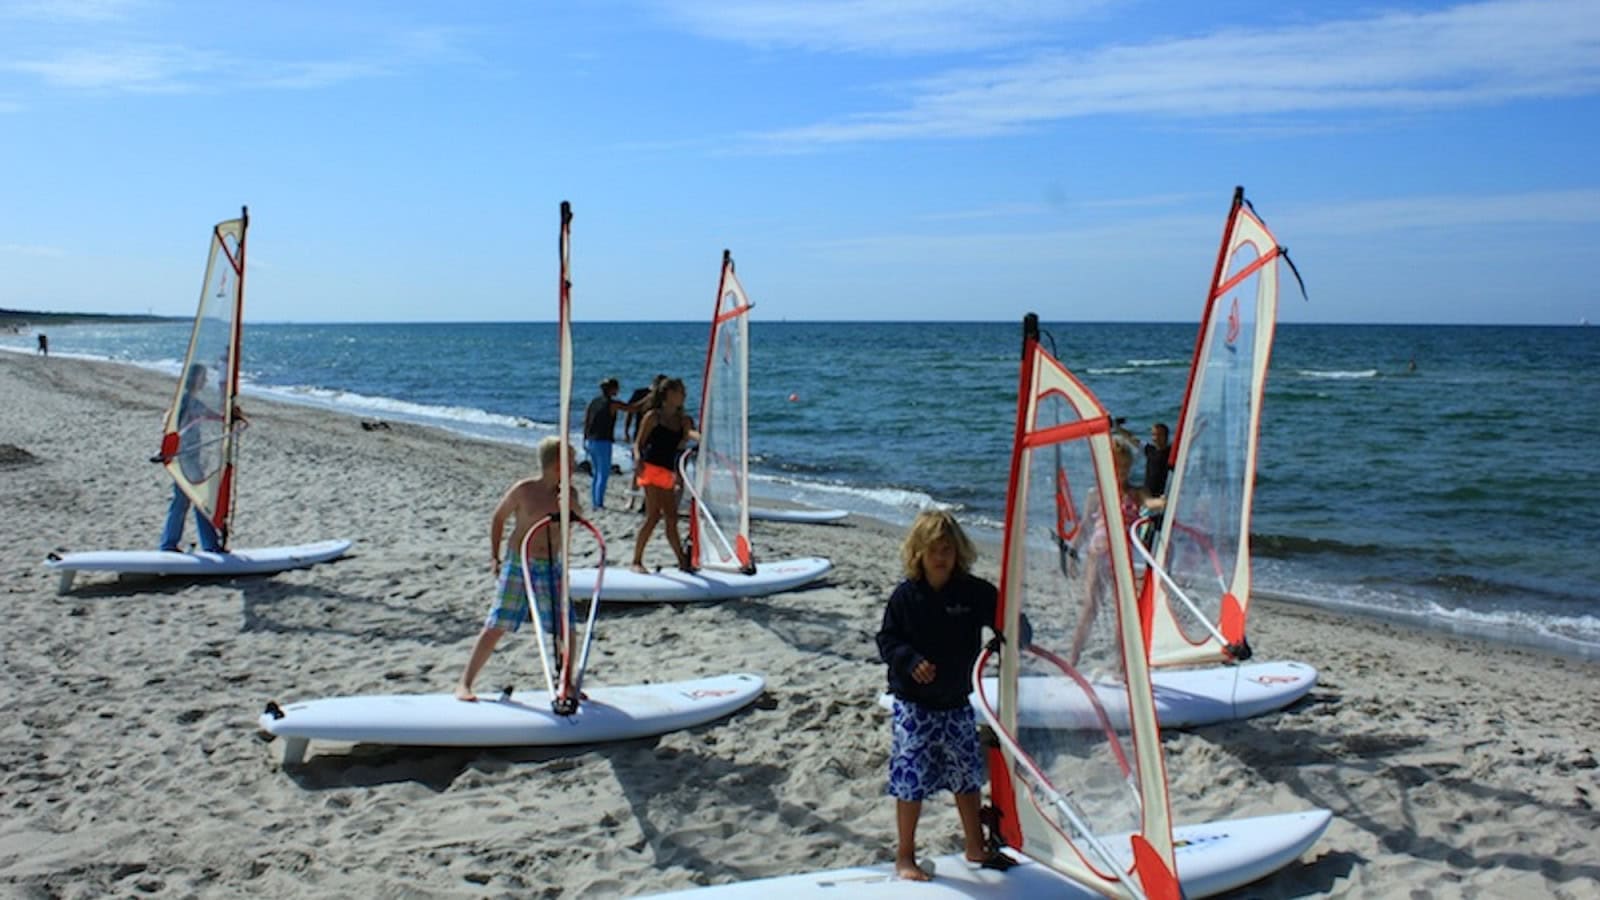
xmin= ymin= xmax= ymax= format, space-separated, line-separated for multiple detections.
xmin=454 ymin=684 xmax=478 ymax=702
xmin=894 ymin=859 xmax=932 ymax=882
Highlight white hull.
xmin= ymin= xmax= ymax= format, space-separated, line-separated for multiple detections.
xmin=569 ymin=557 xmax=832 ymax=603
xmin=45 ymin=539 xmax=352 ymax=593
xmin=643 ymin=809 xmax=1332 ymax=898
xmin=879 ymin=659 xmax=1317 ymax=728
xmin=258 ymin=672 xmax=765 ymax=767
xmin=749 ymin=506 xmax=849 ymax=524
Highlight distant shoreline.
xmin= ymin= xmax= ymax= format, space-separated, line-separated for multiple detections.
xmin=0 ymin=308 xmax=180 ymax=327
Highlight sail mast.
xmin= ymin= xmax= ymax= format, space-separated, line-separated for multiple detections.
xmin=556 ymin=201 xmax=577 ymax=710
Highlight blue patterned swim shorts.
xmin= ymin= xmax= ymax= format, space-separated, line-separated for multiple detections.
xmin=485 ymin=558 xmax=562 ymax=633
xmin=887 ymin=698 xmax=986 ymax=802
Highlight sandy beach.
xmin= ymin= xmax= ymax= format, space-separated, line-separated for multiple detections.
xmin=2 ymin=351 xmax=1597 ymax=899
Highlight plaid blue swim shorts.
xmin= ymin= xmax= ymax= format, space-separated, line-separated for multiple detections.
xmin=485 ymin=558 xmax=562 ymax=633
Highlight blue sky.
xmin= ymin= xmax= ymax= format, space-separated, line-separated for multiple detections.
xmin=1 ymin=0 xmax=1596 ymax=324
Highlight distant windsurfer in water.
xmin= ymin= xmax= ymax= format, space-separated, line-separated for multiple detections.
xmin=156 ymin=363 xmax=225 ymax=553
xmin=629 ymin=377 xmax=697 ymax=573
xmin=876 ymin=510 xmax=1023 ymax=881
xmin=455 ymin=436 xmax=582 ymax=702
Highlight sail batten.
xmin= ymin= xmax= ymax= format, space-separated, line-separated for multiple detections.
xmin=1145 ymin=189 xmax=1283 ymax=668
xmin=160 ymin=208 xmax=247 ymax=548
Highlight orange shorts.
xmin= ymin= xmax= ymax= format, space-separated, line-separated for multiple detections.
xmin=638 ymin=462 xmax=676 ymax=490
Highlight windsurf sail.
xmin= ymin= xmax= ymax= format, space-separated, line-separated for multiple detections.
xmin=157 ymin=208 xmax=248 ymax=549
xmin=975 ymin=314 xmax=1178 ymax=899
xmin=685 ymin=250 xmax=756 ymax=574
xmin=524 ymin=201 xmax=605 ymax=716
xmin=1139 ymin=187 xmax=1295 ymax=668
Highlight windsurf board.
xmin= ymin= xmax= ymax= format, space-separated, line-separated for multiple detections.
xmin=259 ymin=672 xmax=765 ymax=767
xmin=45 ymin=539 xmax=353 ymax=594
xmin=877 ymin=659 xmax=1316 ymax=729
xmin=642 ymin=809 xmax=1331 ymax=898
xmin=749 ymin=506 xmax=849 ymax=525
xmin=570 ymin=557 xmax=832 ymax=603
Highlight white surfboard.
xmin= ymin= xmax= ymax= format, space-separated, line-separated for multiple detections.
xmin=569 ymin=557 xmax=832 ymax=603
xmin=258 ymin=672 xmax=766 ymax=767
xmin=45 ymin=539 xmax=353 ymax=594
xmin=877 ymin=660 xmax=1316 ymax=729
xmin=642 ymin=809 xmax=1331 ymax=898
xmin=749 ymin=506 xmax=849 ymax=524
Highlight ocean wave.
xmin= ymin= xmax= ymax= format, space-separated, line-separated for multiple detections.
xmin=1295 ymin=369 xmax=1379 ymax=379
xmin=1254 ymin=532 xmax=1386 ymax=558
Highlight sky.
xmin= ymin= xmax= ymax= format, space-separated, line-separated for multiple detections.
xmin=1 ymin=0 xmax=1597 ymax=325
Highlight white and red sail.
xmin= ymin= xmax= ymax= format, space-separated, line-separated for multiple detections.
xmin=1141 ymin=188 xmax=1285 ymax=668
xmin=977 ymin=314 xmax=1178 ymax=899
xmin=687 ymin=250 xmax=755 ymax=574
xmin=158 ymin=209 xmax=248 ymax=549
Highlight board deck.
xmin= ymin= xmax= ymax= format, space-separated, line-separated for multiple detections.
xmin=259 ymin=672 xmax=766 ymax=767
xmin=749 ymin=506 xmax=849 ymax=524
xmin=569 ymin=557 xmax=832 ymax=603
xmin=642 ymin=809 xmax=1331 ymax=898
xmin=45 ymin=539 xmax=352 ymax=593
xmin=877 ymin=660 xmax=1317 ymax=729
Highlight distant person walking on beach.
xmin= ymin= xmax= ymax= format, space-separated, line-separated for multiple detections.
xmin=36 ymin=333 xmax=47 ymax=356
xmin=455 ymin=436 xmax=581 ymax=702
xmin=582 ymin=377 xmax=626 ymax=509
xmin=876 ymin=510 xmax=1021 ymax=882
xmin=630 ymin=377 xmax=696 ymax=573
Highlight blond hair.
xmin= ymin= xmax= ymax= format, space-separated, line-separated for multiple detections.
xmin=900 ymin=509 xmax=977 ymax=580
xmin=537 ymin=435 xmax=569 ymax=470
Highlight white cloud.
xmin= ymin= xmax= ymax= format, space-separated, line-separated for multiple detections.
xmin=1 ymin=243 xmax=67 ymax=257
xmin=749 ymin=0 xmax=1600 ymax=146
xmin=1 ymin=0 xmax=144 ymax=23
xmin=656 ymin=0 xmax=1117 ymax=55
xmin=1288 ymin=189 xmax=1600 ymax=234
xmin=5 ymin=45 xmax=222 ymax=92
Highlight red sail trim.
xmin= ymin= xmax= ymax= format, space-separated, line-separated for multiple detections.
xmin=1130 ymin=834 xmax=1183 ymax=900
xmin=1019 ymin=416 xmax=1104 ymax=449
xmin=1211 ymin=240 xmax=1278 ymax=299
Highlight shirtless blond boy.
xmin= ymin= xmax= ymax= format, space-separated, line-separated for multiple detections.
xmin=455 ymin=436 xmax=581 ymax=701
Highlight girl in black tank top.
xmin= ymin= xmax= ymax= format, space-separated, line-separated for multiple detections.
xmin=631 ymin=378 xmax=697 ymax=573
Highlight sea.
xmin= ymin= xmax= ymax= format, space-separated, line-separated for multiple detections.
xmin=6 ymin=320 xmax=1598 ymax=660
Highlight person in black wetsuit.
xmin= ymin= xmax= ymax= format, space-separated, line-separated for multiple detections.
xmin=877 ymin=509 xmax=1025 ymax=881
xmin=629 ymin=377 xmax=697 ymax=572
xmin=1142 ymin=422 xmax=1171 ymax=499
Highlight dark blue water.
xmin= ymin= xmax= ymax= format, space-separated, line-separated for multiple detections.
xmin=9 ymin=320 xmax=1599 ymax=657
